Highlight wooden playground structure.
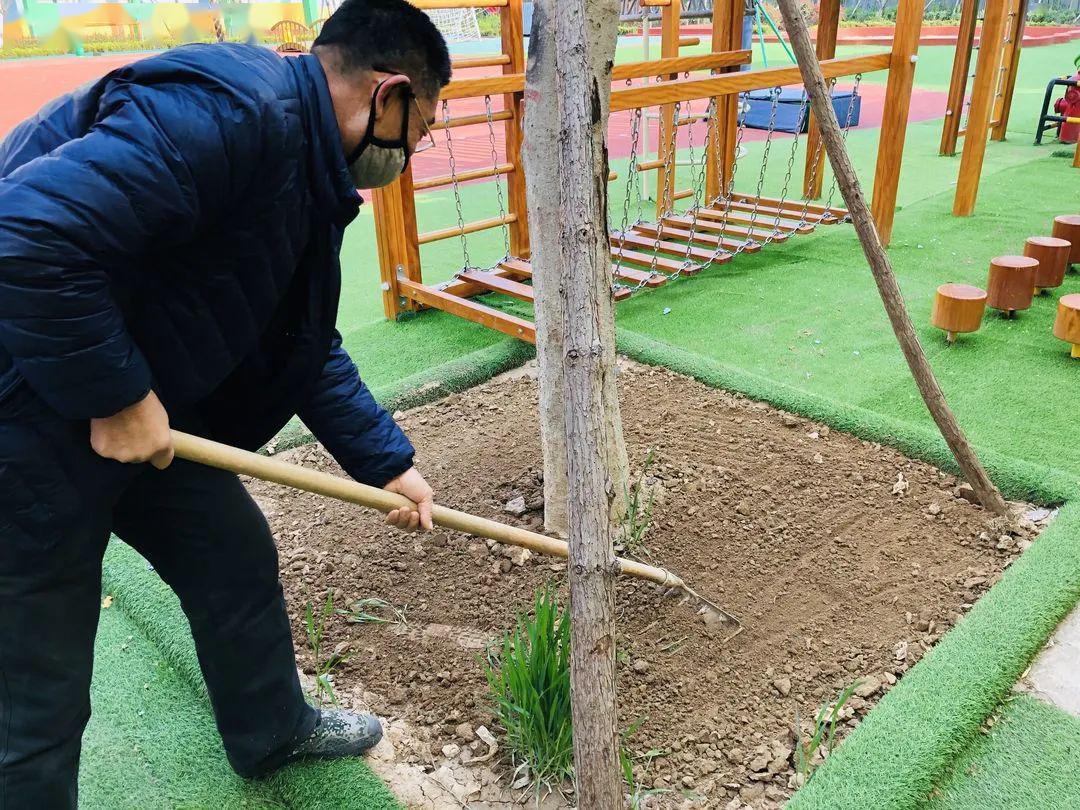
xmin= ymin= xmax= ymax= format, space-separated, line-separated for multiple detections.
xmin=939 ymin=0 xmax=1028 ymax=215
xmin=372 ymin=0 xmax=925 ymax=344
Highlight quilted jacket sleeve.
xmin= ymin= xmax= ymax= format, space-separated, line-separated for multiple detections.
xmin=299 ymin=332 xmax=415 ymax=488
xmin=0 ymin=80 xmax=257 ymax=420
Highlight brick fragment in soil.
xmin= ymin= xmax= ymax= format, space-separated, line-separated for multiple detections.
xmin=251 ymin=363 xmax=1034 ymax=805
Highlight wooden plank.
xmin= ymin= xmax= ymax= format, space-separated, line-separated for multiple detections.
xmin=451 ymin=54 xmax=511 ymax=70
xmin=951 ymin=0 xmax=1005 ymax=216
xmin=740 ymin=192 xmax=847 ymax=218
xmin=607 ymin=247 xmax=689 ymax=274
xmin=457 ymin=269 xmax=534 ymax=303
xmin=939 ymin=0 xmax=978 ymax=155
xmin=707 ymin=200 xmax=817 ymax=231
xmin=440 ymin=74 xmax=525 ymax=101
xmin=413 ymin=162 xmax=513 ymax=191
xmin=430 ymin=109 xmax=513 ymax=131
xmin=418 ymin=213 xmax=517 ymax=245
xmin=609 ymin=52 xmax=892 ymax=112
xmin=674 ymin=208 xmax=783 ymax=241
xmin=611 ymin=231 xmax=715 ymax=264
xmin=610 ymin=50 xmax=751 ymax=82
xmin=803 ymin=0 xmax=840 ymax=197
xmin=399 ymin=278 xmax=536 ymax=343
xmin=631 ymin=221 xmax=739 ymax=256
xmin=662 ymin=213 xmax=772 ymax=244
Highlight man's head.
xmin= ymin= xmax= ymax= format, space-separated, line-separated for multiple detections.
xmin=313 ymin=0 xmax=451 ymax=189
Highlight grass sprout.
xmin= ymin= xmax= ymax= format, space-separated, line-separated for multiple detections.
xmin=794 ymin=679 xmax=861 ymax=784
xmin=304 ymin=591 xmax=347 ymax=706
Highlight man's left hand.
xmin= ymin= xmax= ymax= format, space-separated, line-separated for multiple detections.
xmin=384 ymin=467 xmax=434 ymax=532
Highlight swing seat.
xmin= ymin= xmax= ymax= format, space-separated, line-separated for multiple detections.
xmin=744 ymin=88 xmax=862 ymax=134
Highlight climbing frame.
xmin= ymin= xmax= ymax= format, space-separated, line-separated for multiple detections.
xmin=370 ymin=0 xmax=923 ymax=344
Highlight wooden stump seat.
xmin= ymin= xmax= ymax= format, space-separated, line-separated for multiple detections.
xmin=1053 ymin=293 xmax=1080 ymax=359
xmin=1024 ymin=236 xmax=1071 ymax=293
xmin=931 ymin=283 xmax=987 ymax=343
xmin=1052 ymin=215 xmax=1080 ymax=265
xmin=986 ymin=255 xmax=1037 ymax=316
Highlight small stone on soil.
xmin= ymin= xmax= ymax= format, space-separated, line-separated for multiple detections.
xmin=632 ymin=658 xmax=650 ymax=674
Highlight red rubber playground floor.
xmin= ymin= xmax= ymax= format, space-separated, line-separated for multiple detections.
xmin=1 ymin=53 xmax=948 ymax=181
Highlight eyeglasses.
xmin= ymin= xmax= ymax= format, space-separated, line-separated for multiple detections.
xmin=411 ymin=95 xmax=437 ymax=155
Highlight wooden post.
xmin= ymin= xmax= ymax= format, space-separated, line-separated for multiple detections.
xmin=706 ymin=0 xmax=744 ymax=201
xmin=952 ymin=0 xmax=1009 ymax=216
xmin=654 ymin=0 xmax=680 ymax=216
xmin=371 ymin=171 xmax=422 ymax=318
xmin=776 ymin=0 xmax=1010 ymax=518
xmin=501 ymin=0 xmax=530 ymax=258
xmin=527 ymin=0 xmax=628 ymax=804
xmin=803 ymin=0 xmax=840 ymax=198
xmin=869 ymin=0 xmax=923 ymax=246
xmin=991 ymin=0 xmax=1028 ymax=141
xmin=939 ymin=0 xmax=978 ymax=156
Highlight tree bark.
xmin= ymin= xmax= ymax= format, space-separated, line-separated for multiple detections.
xmin=524 ymin=0 xmax=626 ymax=805
xmin=774 ymin=0 xmax=1010 ymax=517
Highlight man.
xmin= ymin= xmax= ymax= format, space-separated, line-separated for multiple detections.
xmin=0 ymin=0 xmax=450 ymax=803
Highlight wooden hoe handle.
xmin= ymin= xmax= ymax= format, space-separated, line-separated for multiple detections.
xmin=170 ymin=430 xmax=683 ymax=590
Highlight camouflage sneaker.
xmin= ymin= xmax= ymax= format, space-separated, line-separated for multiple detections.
xmin=286 ymin=709 xmax=383 ymax=764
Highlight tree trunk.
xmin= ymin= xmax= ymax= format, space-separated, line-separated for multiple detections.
xmin=775 ymin=0 xmax=1010 ymax=518
xmin=524 ymin=0 xmax=626 ymax=805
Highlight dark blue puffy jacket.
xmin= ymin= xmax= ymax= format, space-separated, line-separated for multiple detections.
xmin=0 ymin=44 xmax=414 ymax=486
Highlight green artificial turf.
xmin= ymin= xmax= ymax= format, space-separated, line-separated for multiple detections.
xmin=99 ymin=541 xmax=401 ymax=809
xmin=926 ymin=694 xmax=1080 ymax=810
xmin=78 ymin=38 xmax=1080 ymax=807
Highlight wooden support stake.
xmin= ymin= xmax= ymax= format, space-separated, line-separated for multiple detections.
xmin=869 ymin=0 xmax=923 ymax=246
xmin=991 ymin=0 xmax=1029 ymax=141
xmin=371 ymin=171 xmax=421 ymax=318
xmin=501 ymin=0 xmax=530 ymax=258
xmin=952 ymin=0 xmax=1009 ymax=216
xmin=776 ymin=0 xmax=1010 ymax=517
xmin=655 ymin=1 xmax=681 ymax=217
xmin=706 ymin=0 xmax=743 ymax=201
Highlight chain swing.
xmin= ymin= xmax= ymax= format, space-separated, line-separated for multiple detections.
xmin=439 ymin=95 xmax=514 ymax=275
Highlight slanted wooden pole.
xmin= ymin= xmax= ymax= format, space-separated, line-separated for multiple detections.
xmin=775 ymin=0 xmax=1010 ymax=518
xmin=525 ymin=0 xmax=627 ymax=803
xmin=952 ymin=0 xmax=1009 ymax=216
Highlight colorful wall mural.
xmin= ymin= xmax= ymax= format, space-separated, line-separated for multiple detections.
xmin=2 ymin=0 xmax=325 ymax=49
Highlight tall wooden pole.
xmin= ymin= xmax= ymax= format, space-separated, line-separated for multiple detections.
xmin=952 ymin=0 xmax=1009 ymax=216
xmin=869 ymin=0 xmax=924 ymax=246
xmin=939 ymin=0 xmax=978 ymax=156
xmin=775 ymin=0 xmax=1010 ymax=518
xmin=525 ymin=1 xmax=628 ymax=802
xmin=991 ymin=0 xmax=1028 ymax=141
xmin=802 ymin=0 xmax=840 ymax=199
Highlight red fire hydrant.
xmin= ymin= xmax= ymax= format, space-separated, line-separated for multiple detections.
xmin=1055 ymin=73 xmax=1080 ymax=144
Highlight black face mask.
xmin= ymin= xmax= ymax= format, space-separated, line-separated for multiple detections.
xmin=346 ymin=81 xmax=412 ymax=189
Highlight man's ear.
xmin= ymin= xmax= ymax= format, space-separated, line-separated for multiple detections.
xmin=372 ymin=73 xmax=414 ymax=117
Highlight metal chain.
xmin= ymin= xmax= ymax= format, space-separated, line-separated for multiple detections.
xmin=797 ymin=77 xmax=834 ymax=229
xmin=703 ymin=93 xmax=750 ymax=264
xmin=676 ymin=101 xmax=708 ymax=274
xmin=763 ymin=89 xmax=808 ymax=245
xmin=823 ymin=73 xmax=861 ymax=220
xmin=682 ymin=98 xmax=717 ymax=270
xmin=645 ymin=100 xmax=681 ymax=283
xmin=440 ymin=99 xmax=471 ymax=270
xmin=612 ymin=107 xmax=644 ymax=287
xmin=743 ymin=87 xmax=782 ymax=247
xmin=483 ymin=95 xmax=511 ymax=263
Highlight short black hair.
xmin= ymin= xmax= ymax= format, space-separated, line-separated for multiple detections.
xmin=313 ymin=0 xmax=452 ymax=98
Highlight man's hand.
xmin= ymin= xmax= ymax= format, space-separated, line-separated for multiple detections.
xmin=383 ymin=467 xmax=434 ymax=532
xmin=90 ymin=390 xmax=174 ymax=469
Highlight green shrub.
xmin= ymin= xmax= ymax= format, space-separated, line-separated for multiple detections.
xmin=484 ymin=587 xmax=574 ymax=792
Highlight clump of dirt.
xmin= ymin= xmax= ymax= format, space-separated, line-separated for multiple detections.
xmin=251 ymin=362 xmax=1038 ymax=808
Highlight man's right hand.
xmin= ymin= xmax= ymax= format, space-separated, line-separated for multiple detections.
xmin=90 ymin=390 xmax=174 ymax=469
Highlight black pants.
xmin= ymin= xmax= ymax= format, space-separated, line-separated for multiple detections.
xmin=0 ymin=420 xmax=316 ymax=808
